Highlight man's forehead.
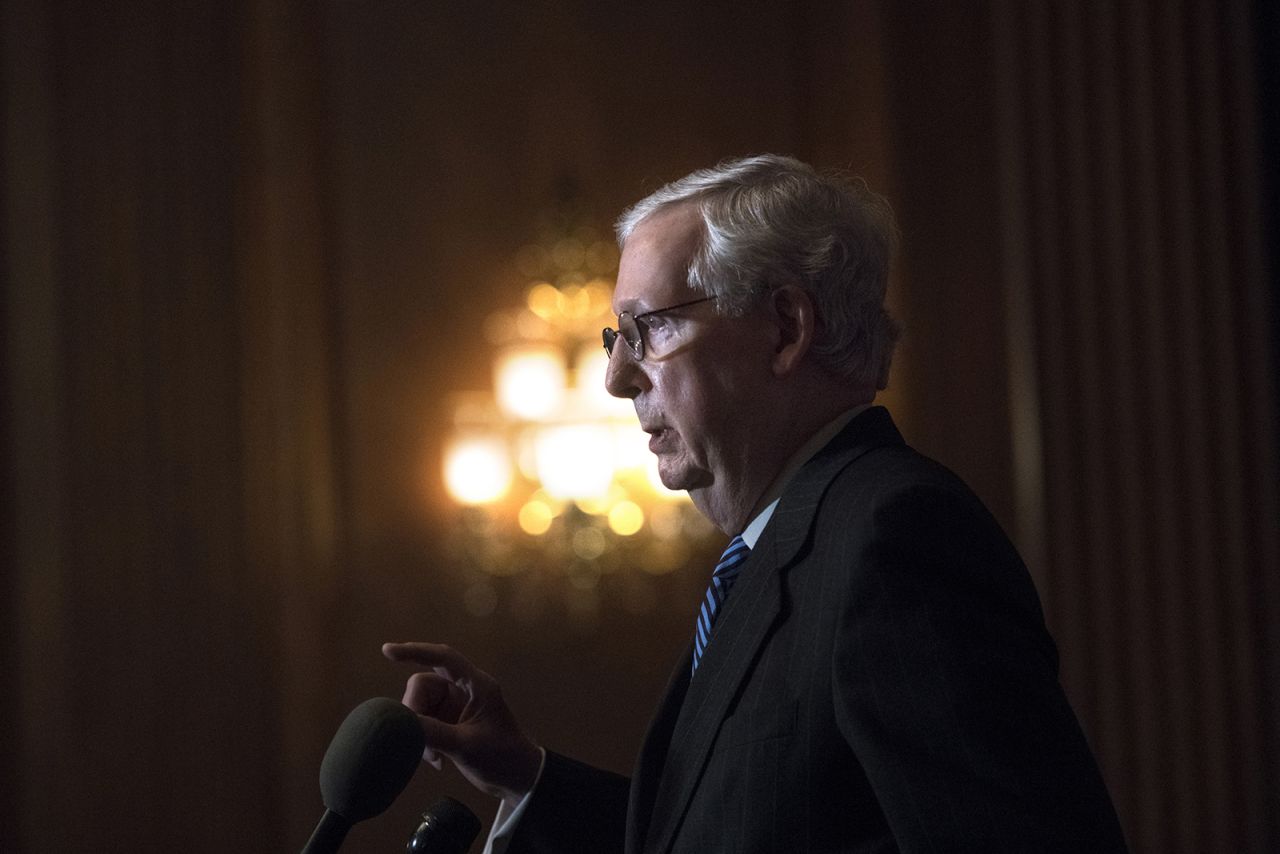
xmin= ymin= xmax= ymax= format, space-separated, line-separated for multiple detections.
xmin=612 ymin=271 xmax=695 ymax=314
xmin=612 ymin=204 xmax=703 ymax=314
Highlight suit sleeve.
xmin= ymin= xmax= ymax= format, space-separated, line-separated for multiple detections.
xmin=503 ymin=751 xmax=629 ymax=854
xmin=832 ymin=481 xmax=1128 ymax=852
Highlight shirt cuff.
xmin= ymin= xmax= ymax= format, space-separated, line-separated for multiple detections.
xmin=481 ymin=747 xmax=548 ymax=854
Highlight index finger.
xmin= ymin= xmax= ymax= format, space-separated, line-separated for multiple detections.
xmin=382 ymin=642 xmax=477 ymax=681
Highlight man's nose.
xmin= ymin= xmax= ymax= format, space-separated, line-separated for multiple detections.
xmin=604 ymin=340 xmax=648 ymax=399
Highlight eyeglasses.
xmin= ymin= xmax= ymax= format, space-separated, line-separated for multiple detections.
xmin=602 ymin=295 xmax=718 ymax=361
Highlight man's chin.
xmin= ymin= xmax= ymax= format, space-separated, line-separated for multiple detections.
xmin=657 ymin=461 xmax=712 ymax=493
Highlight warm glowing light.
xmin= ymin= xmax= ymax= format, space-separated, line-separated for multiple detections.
xmin=575 ymin=493 xmax=614 ymax=516
xmin=440 ymin=227 xmax=716 ymax=595
xmin=559 ymin=284 xmax=591 ymax=319
xmin=613 ymin=424 xmax=652 ymax=470
xmin=649 ymin=504 xmax=684 ymax=539
xmin=518 ymin=499 xmax=555 ymax=535
xmin=515 ymin=310 xmax=550 ymax=340
xmin=584 ymin=280 xmax=613 ymax=314
xmin=571 ymin=527 xmax=607 ymax=560
xmin=534 ymin=425 xmax=614 ymax=499
xmin=526 ymin=282 xmax=561 ymax=319
xmin=443 ymin=437 xmax=512 ymax=505
xmin=577 ymin=348 xmax=634 ymax=418
xmin=531 ymin=489 xmax=564 ymax=512
xmin=608 ymin=501 xmax=645 ymax=536
xmin=495 ymin=346 xmax=566 ymax=420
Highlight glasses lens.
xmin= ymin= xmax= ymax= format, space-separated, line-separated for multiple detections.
xmin=602 ymin=327 xmax=617 ymax=354
xmin=618 ymin=314 xmax=644 ymax=360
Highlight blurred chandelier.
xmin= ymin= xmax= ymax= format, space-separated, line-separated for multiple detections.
xmin=441 ymin=214 xmax=714 ymax=620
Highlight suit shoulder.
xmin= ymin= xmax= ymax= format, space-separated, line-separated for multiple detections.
xmin=813 ymin=443 xmax=1031 ymax=585
xmin=823 ymin=441 xmax=988 ymax=517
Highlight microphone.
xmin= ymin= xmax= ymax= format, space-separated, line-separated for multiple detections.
xmin=405 ymin=797 xmax=482 ymax=853
xmin=302 ymin=697 xmax=427 ymax=854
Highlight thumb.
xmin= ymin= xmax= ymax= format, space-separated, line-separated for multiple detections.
xmin=416 ymin=712 xmax=462 ymax=756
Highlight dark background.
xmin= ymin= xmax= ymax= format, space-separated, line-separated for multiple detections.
xmin=3 ymin=1 xmax=1276 ymax=852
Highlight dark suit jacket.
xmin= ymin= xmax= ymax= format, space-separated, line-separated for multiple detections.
xmin=509 ymin=408 xmax=1127 ymax=853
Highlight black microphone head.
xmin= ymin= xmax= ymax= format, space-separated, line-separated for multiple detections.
xmin=319 ymin=697 xmax=426 ymax=823
xmin=406 ymin=797 xmax=482 ymax=853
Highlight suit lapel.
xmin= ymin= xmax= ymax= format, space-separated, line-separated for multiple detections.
xmin=638 ymin=535 xmax=783 ymax=854
xmin=625 ymin=645 xmax=692 ymax=854
xmin=637 ymin=407 xmax=905 ymax=854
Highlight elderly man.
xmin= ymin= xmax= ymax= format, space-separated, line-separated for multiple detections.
xmin=384 ymin=155 xmax=1127 ymax=852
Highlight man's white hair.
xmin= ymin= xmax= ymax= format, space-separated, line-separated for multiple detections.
xmin=616 ymin=154 xmax=901 ymax=390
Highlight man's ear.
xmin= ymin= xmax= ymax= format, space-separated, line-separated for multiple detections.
xmin=769 ymin=285 xmax=816 ymax=377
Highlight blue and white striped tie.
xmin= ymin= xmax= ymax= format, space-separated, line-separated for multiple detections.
xmin=691 ymin=535 xmax=750 ymax=675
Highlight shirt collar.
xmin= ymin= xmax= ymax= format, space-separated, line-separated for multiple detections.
xmin=738 ymin=403 xmax=872 ymax=549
